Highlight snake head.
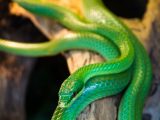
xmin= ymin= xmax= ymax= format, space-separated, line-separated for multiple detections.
xmin=58 ymin=78 xmax=84 ymax=106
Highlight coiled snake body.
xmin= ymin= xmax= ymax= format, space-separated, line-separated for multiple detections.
xmin=0 ymin=0 xmax=152 ymax=120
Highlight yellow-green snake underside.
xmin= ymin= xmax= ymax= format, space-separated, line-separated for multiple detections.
xmin=0 ymin=0 xmax=152 ymax=120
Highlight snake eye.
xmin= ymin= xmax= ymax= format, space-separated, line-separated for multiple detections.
xmin=70 ymin=82 xmax=84 ymax=100
xmin=58 ymin=86 xmax=83 ymax=105
xmin=59 ymin=80 xmax=84 ymax=104
xmin=71 ymin=91 xmax=79 ymax=99
xmin=67 ymin=86 xmax=84 ymax=104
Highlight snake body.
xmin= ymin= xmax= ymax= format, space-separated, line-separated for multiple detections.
xmin=0 ymin=0 xmax=152 ymax=120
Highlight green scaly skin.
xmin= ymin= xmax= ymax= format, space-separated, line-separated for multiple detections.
xmin=0 ymin=0 xmax=152 ymax=120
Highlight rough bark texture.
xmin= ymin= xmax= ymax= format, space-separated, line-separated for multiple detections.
xmin=0 ymin=0 xmax=160 ymax=120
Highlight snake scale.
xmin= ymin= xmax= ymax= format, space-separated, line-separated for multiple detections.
xmin=0 ymin=0 xmax=152 ymax=120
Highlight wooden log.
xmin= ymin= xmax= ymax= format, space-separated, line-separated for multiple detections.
xmin=8 ymin=0 xmax=160 ymax=119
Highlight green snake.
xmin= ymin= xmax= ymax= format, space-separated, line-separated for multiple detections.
xmin=0 ymin=0 xmax=152 ymax=120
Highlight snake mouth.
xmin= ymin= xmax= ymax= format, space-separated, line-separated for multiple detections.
xmin=52 ymin=90 xmax=84 ymax=120
xmin=52 ymin=104 xmax=74 ymax=120
xmin=52 ymin=106 xmax=65 ymax=120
